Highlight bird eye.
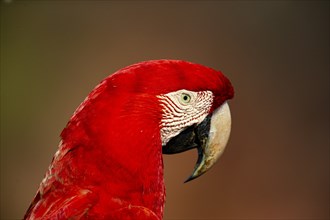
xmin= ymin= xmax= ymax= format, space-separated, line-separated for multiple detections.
xmin=181 ymin=93 xmax=191 ymax=104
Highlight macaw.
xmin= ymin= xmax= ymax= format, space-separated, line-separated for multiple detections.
xmin=24 ymin=60 xmax=234 ymax=220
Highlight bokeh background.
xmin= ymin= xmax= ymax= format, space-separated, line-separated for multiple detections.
xmin=1 ymin=1 xmax=329 ymax=219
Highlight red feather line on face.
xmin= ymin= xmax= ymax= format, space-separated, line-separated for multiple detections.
xmin=24 ymin=60 xmax=234 ymax=220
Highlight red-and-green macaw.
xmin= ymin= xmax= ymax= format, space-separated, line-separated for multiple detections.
xmin=24 ymin=60 xmax=234 ymax=220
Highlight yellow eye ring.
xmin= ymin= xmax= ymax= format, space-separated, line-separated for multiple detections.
xmin=181 ymin=93 xmax=191 ymax=104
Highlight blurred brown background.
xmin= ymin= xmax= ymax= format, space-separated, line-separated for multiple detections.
xmin=1 ymin=1 xmax=329 ymax=219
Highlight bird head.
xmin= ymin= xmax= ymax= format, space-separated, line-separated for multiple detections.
xmin=63 ymin=60 xmax=234 ymax=182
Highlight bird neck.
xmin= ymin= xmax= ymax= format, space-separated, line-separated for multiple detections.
xmin=97 ymin=117 xmax=165 ymax=219
xmin=61 ymin=90 xmax=165 ymax=219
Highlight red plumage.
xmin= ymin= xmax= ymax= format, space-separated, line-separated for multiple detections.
xmin=24 ymin=60 xmax=234 ymax=220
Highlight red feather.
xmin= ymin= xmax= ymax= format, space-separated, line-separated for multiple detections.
xmin=24 ymin=60 xmax=234 ymax=220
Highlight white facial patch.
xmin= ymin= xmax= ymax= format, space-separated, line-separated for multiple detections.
xmin=157 ymin=89 xmax=214 ymax=146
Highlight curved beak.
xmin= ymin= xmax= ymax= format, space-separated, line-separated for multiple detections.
xmin=162 ymin=102 xmax=232 ymax=182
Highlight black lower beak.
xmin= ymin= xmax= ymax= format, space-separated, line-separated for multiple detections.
xmin=162 ymin=115 xmax=212 ymax=182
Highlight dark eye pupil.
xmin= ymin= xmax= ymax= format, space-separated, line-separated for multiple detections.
xmin=183 ymin=95 xmax=188 ymax=101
